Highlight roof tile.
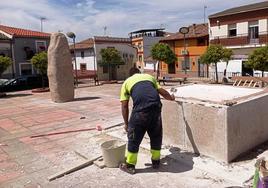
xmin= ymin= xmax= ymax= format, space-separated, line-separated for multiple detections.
xmin=69 ymin=38 xmax=94 ymax=50
xmin=0 ymin=24 xmax=50 ymax=38
xmin=161 ymin=23 xmax=208 ymax=41
xmin=209 ymin=1 xmax=268 ymax=18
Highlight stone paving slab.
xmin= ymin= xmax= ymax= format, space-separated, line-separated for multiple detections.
xmin=0 ymin=85 xmax=123 ymax=186
xmin=0 ymin=84 xmax=260 ymax=187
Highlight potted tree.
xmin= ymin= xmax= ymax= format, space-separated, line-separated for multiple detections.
xmin=30 ymin=51 xmax=49 ymax=92
xmin=0 ymin=56 xmax=12 ymax=97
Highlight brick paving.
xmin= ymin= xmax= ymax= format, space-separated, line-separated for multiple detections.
xmin=0 ymin=84 xmax=123 ymax=187
xmin=0 ymin=84 xmax=244 ymax=187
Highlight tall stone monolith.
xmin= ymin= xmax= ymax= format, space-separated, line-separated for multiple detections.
xmin=48 ymin=33 xmax=74 ymax=103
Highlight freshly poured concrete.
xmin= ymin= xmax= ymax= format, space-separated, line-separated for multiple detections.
xmin=172 ymin=84 xmax=262 ymax=102
xmin=162 ymin=84 xmax=268 ymax=162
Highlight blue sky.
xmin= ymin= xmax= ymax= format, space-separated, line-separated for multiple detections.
xmin=0 ymin=0 xmax=264 ymax=40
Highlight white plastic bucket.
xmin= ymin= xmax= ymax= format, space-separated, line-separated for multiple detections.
xmin=101 ymin=140 xmax=126 ymax=168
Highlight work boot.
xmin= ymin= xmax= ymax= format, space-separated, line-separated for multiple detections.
xmin=119 ymin=162 xmax=135 ymax=174
xmin=151 ymin=159 xmax=160 ymax=169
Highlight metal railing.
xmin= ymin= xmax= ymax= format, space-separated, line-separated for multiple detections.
xmin=159 ymin=70 xmax=268 ymax=82
xmin=210 ymin=31 xmax=268 ymax=46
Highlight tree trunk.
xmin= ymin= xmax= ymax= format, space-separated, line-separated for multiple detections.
xmin=156 ymin=61 xmax=160 ymax=80
xmin=262 ymin=71 xmax=264 ymax=87
xmin=206 ymin=64 xmax=209 ymax=78
xmin=108 ymin=63 xmax=111 ymax=81
xmin=41 ymin=74 xmax=45 ymax=89
xmin=224 ymin=61 xmax=228 ymax=77
xmin=215 ymin=63 xmax=219 ymax=83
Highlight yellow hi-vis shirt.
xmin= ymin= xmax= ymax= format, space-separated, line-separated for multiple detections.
xmin=120 ymin=73 xmax=161 ymax=101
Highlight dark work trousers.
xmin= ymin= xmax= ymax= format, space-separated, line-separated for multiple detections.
xmin=127 ymin=106 xmax=162 ymax=154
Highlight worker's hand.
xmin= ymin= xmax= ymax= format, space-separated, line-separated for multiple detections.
xmin=170 ymin=94 xmax=175 ymax=101
xmin=124 ymin=124 xmax=128 ymax=133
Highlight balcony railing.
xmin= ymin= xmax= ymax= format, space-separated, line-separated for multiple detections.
xmin=210 ymin=31 xmax=268 ymax=46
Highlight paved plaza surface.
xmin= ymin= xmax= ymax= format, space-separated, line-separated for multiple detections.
xmin=0 ymin=83 xmax=263 ymax=187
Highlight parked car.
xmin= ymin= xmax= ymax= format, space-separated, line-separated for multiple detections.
xmin=0 ymin=75 xmax=48 ymax=92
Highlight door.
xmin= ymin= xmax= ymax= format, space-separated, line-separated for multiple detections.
xmin=168 ymin=63 xmax=175 ymax=74
xmin=242 ymin=61 xmax=253 ymax=76
xmin=198 ymin=59 xmax=205 ymax=77
xmin=111 ymin=66 xmax=117 ymax=80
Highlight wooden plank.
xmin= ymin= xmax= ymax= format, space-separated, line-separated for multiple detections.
xmin=253 ymin=82 xmax=257 ymax=87
xmin=93 ymin=157 xmax=106 ymax=169
xmin=243 ymin=80 xmax=248 ymax=86
xmin=233 ymin=79 xmax=238 ymax=86
xmin=48 ymin=155 xmax=102 ymax=181
xmin=237 ymin=80 xmax=242 ymax=86
xmin=248 ymin=80 xmax=253 ymax=87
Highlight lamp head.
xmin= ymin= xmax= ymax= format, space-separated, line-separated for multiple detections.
xmin=66 ymin=32 xmax=76 ymax=39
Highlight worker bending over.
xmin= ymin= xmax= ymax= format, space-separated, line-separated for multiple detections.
xmin=120 ymin=67 xmax=175 ymax=174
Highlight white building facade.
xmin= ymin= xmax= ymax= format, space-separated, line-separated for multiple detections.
xmin=209 ymin=1 xmax=268 ymax=78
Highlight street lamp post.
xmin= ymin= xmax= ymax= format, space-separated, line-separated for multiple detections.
xmin=40 ymin=17 xmax=46 ymax=32
xmin=179 ymin=27 xmax=189 ymax=75
xmin=66 ymin=32 xmax=78 ymax=87
xmin=204 ymin=5 xmax=207 ymax=24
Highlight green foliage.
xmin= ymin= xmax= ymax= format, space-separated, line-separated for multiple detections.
xmin=100 ymin=48 xmax=124 ymax=66
xmin=0 ymin=56 xmax=12 ymax=76
xmin=246 ymin=46 xmax=268 ymax=72
xmin=151 ymin=43 xmax=177 ymax=64
xmin=222 ymin=48 xmax=233 ymax=63
xmin=200 ymin=44 xmax=232 ymax=65
xmin=30 ymin=52 xmax=48 ymax=75
xmin=200 ymin=44 xmax=233 ymax=83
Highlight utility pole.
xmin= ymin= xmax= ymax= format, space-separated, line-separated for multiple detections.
xmin=103 ymin=26 xmax=107 ymax=36
xmin=204 ymin=5 xmax=207 ymax=24
xmin=40 ymin=17 xmax=46 ymax=32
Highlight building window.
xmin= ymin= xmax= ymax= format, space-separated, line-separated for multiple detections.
xmin=182 ymin=57 xmax=190 ymax=70
xmin=81 ymin=51 xmax=84 ymax=58
xmin=103 ymin=65 xmax=108 ymax=73
xmin=228 ymin=24 xmax=237 ymax=37
xmin=24 ymin=47 xmax=34 ymax=60
xmin=35 ymin=41 xmax=46 ymax=53
xmin=197 ymin=38 xmax=206 ymax=46
xmin=80 ymin=64 xmax=86 ymax=73
xmin=89 ymin=48 xmax=95 ymax=56
xmin=249 ymin=21 xmax=259 ymax=40
xmin=20 ymin=63 xmax=33 ymax=76
xmin=138 ymin=55 xmax=143 ymax=62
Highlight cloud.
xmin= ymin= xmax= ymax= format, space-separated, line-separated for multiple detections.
xmin=0 ymin=0 xmax=264 ymax=41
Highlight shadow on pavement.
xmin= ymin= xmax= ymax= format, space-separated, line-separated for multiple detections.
xmin=3 ymin=93 xmax=32 ymax=98
xmin=233 ymin=139 xmax=268 ymax=163
xmin=73 ymin=96 xmax=101 ymax=102
xmin=136 ymin=147 xmax=195 ymax=174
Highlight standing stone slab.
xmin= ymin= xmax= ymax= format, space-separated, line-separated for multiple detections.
xmin=48 ymin=33 xmax=74 ymax=103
